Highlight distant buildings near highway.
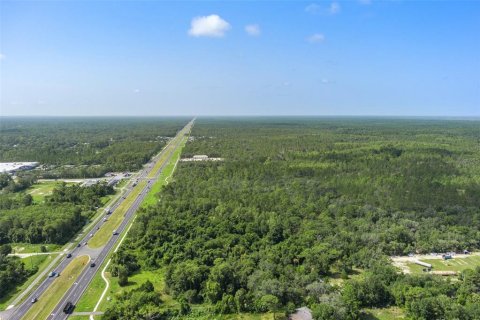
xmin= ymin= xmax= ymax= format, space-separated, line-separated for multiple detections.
xmin=0 ymin=162 xmax=39 ymax=174
xmin=81 ymin=172 xmax=130 ymax=187
xmin=180 ymin=155 xmax=224 ymax=162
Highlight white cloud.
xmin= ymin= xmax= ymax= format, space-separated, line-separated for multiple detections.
xmin=306 ymin=2 xmax=340 ymax=15
xmin=329 ymin=2 xmax=341 ymax=15
xmin=305 ymin=3 xmax=321 ymax=14
xmin=0 ymin=53 xmax=5 ymax=60
xmin=307 ymin=33 xmax=325 ymax=43
xmin=188 ymin=14 xmax=231 ymax=38
xmin=134 ymin=89 xmax=140 ymax=94
xmin=245 ymin=24 xmax=260 ymax=36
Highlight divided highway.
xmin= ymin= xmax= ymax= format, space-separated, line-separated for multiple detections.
xmin=6 ymin=119 xmax=194 ymax=320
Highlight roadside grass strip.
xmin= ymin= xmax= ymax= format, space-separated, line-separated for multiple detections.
xmin=88 ymin=181 xmax=146 ymax=249
xmin=22 ymin=255 xmax=90 ymax=320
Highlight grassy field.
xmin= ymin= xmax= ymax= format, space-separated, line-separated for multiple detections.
xmin=362 ymin=307 xmax=408 ymax=320
xmin=22 ymin=255 xmax=89 ymax=320
xmin=11 ymin=243 xmax=63 ymax=254
xmin=407 ymin=255 xmax=480 ymax=274
xmin=88 ymin=181 xmax=146 ymax=248
xmin=26 ymin=181 xmax=71 ymax=203
xmin=0 ymin=254 xmax=55 ymax=310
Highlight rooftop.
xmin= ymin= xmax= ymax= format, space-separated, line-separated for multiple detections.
xmin=0 ymin=162 xmax=39 ymax=173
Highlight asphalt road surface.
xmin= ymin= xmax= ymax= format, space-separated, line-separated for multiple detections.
xmin=6 ymin=119 xmax=194 ymax=320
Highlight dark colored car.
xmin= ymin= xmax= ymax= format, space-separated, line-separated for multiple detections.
xmin=63 ymin=301 xmax=74 ymax=314
xmin=90 ymin=262 xmax=96 ymax=268
xmin=66 ymin=253 xmax=72 ymax=258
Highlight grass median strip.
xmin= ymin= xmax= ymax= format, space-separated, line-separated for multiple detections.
xmin=146 ymin=141 xmax=177 ymax=179
xmin=143 ymin=137 xmax=186 ymax=207
xmin=22 ymin=255 xmax=90 ymax=320
xmin=88 ymin=181 xmax=146 ymax=249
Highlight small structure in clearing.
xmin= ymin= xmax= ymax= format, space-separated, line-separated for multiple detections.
xmin=432 ymin=271 xmax=457 ymax=276
xmin=414 ymin=260 xmax=432 ymax=269
xmin=180 ymin=155 xmax=224 ymax=162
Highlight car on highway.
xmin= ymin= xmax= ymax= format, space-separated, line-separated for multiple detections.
xmin=31 ymin=297 xmax=37 ymax=304
xmin=113 ymin=230 xmax=119 ymax=235
xmin=90 ymin=262 xmax=96 ymax=268
xmin=63 ymin=301 xmax=74 ymax=314
xmin=48 ymin=271 xmax=57 ymax=277
xmin=66 ymin=253 xmax=72 ymax=258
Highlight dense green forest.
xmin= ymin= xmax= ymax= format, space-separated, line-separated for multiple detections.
xmin=107 ymin=118 xmax=480 ymax=319
xmin=0 ymin=179 xmax=114 ymax=299
xmin=0 ymin=117 xmax=189 ymax=178
xmin=0 ymin=244 xmax=32 ymax=301
xmin=0 ymin=179 xmax=114 ymax=244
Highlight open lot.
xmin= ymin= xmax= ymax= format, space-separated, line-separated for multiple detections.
xmin=406 ymin=254 xmax=480 ymax=274
xmin=26 ymin=181 xmax=66 ymax=202
xmin=11 ymin=243 xmax=63 ymax=254
xmin=362 ymin=307 xmax=407 ymax=320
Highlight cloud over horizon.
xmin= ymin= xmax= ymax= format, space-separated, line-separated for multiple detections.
xmin=188 ymin=14 xmax=231 ymax=37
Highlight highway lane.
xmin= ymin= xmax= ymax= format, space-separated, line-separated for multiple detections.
xmin=7 ymin=120 xmax=194 ymax=320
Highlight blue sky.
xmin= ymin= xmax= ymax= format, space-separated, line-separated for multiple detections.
xmin=0 ymin=1 xmax=479 ymax=116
